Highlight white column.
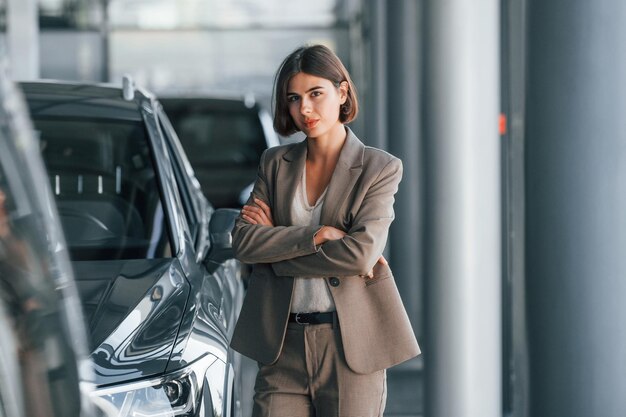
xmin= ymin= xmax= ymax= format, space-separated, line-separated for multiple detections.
xmin=7 ymin=0 xmax=39 ymax=79
xmin=424 ymin=0 xmax=502 ymax=416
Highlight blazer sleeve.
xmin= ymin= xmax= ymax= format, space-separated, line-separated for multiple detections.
xmin=271 ymin=157 xmax=402 ymax=277
xmin=232 ymin=150 xmax=323 ymax=264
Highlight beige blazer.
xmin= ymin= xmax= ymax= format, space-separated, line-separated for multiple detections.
xmin=230 ymin=128 xmax=420 ymax=374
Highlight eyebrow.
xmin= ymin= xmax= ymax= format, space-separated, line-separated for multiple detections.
xmin=286 ymin=86 xmax=325 ymax=96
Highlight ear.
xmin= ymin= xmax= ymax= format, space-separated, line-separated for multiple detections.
xmin=339 ymin=81 xmax=349 ymax=104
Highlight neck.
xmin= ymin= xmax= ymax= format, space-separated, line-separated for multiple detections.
xmin=307 ymin=123 xmax=347 ymax=161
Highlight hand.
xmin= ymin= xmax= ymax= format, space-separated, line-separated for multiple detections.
xmin=360 ymin=255 xmax=388 ymax=279
xmin=314 ymin=226 xmax=346 ymax=246
xmin=241 ymin=198 xmax=274 ymax=226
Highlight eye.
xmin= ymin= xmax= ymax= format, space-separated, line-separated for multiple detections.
xmin=287 ymin=95 xmax=299 ymax=103
xmin=311 ymin=91 xmax=322 ymax=97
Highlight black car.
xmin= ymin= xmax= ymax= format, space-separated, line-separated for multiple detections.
xmin=20 ymin=78 xmax=245 ymax=417
xmin=160 ymin=94 xmax=280 ymax=208
xmin=0 ymin=65 xmax=96 ymax=416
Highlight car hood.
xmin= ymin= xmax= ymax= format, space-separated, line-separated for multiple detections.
xmin=72 ymin=259 xmax=190 ymax=386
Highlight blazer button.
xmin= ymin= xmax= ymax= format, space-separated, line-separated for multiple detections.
xmin=329 ymin=277 xmax=340 ymax=287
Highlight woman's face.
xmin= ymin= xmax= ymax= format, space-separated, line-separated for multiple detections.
xmin=286 ymin=72 xmax=347 ymax=139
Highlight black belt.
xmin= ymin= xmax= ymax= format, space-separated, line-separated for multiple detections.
xmin=289 ymin=311 xmax=337 ymax=325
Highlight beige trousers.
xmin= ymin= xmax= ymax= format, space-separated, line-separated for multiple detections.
xmin=252 ymin=322 xmax=387 ymax=417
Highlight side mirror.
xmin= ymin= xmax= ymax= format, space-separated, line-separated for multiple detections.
xmin=206 ymin=208 xmax=239 ymax=265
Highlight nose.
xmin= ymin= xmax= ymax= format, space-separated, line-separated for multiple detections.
xmin=300 ymin=97 xmax=312 ymax=115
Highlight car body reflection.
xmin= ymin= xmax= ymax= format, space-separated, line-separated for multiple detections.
xmin=0 ymin=57 xmax=97 ymax=416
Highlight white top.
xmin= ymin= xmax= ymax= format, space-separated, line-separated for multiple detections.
xmin=289 ymin=165 xmax=336 ymax=313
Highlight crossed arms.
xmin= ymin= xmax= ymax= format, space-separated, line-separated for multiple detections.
xmin=231 ymin=152 xmax=402 ymax=278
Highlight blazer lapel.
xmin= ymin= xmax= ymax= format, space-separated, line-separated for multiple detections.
xmin=320 ymin=128 xmax=364 ymax=227
xmin=275 ymin=139 xmax=307 ymax=226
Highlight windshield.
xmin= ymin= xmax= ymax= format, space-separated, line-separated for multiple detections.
xmin=32 ymin=117 xmax=172 ymax=261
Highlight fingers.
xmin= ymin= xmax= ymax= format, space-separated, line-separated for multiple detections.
xmin=241 ymin=205 xmax=265 ymax=224
xmin=254 ymin=198 xmax=272 ymax=216
xmin=255 ymin=199 xmax=274 ymax=225
xmin=241 ymin=212 xmax=258 ymax=225
xmin=359 ymin=270 xmax=374 ymax=279
xmin=241 ymin=199 xmax=274 ymax=226
xmin=360 ymin=256 xmax=388 ymax=280
xmin=324 ymin=226 xmax=347 ymax=241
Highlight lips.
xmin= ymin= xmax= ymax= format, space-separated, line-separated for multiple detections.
xmin=304 ymin=119 xmax=319 ymax=130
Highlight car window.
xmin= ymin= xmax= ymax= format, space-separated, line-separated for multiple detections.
xmin=32 ymin=117 xmax=172 ymax=261
xmin=157 ymin=112 xmax=198 ymax=236
xmin=159 ymin=109 xmax=204 ymax=215
xmin=166 ymin=107 xmax=266 ymax=168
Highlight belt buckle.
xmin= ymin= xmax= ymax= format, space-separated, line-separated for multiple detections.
xmin=295 ymin=312 xmax=308 ymax=325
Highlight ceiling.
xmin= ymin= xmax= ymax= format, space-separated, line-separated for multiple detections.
xmin=34 ymin=0 xmax=362 ymax=30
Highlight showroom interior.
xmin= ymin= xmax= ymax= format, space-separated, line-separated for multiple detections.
xmin=2 ymin=0 xmax=626 ymax=416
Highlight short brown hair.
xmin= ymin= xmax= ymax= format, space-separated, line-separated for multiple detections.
xmin=272 ymin=45 xmax=359 ymax=136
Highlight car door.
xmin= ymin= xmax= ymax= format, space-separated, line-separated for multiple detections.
xmin=157 ymin=107 xmax=244 ymax=333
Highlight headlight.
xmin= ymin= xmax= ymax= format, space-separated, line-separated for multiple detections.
xmin=90 ymin=354 xmax=218 ymax=417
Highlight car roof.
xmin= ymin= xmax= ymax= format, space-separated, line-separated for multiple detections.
xmin=19 ymin=80 xmax=152 ymax=122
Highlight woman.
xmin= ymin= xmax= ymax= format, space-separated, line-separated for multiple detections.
xmin=231 ymin=44 xmax=420 ymax=417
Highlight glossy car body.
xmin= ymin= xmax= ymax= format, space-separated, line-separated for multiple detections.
xmin=0 ymin=64 xmax=96 ymax=416
xmin=160 ymin=95 xmax=279 ymax=208
xmin=20 ymin=79 xmax=245 ymax=417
